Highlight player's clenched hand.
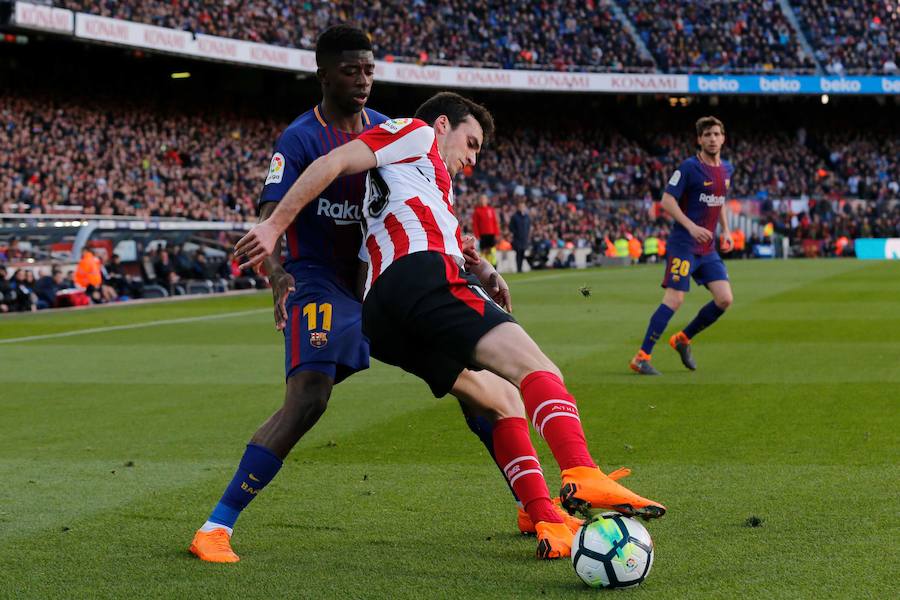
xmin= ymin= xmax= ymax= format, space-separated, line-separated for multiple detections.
xmin=461 ymin=234 xmax=481 ymax=266
xmin=269 ymin=268 xmax=295 ymax=331
xmin=487 ymin=272 xmax=512 ymax=312
xmin=689 ymin=224 xmax=713 ymax=244
xmin=720 ymin=232 xmax=734 ymax=253
xmin=235 ymin=221 xmax=280 ymax=269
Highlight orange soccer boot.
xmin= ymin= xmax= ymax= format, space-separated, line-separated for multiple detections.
xmin=189 ymin=528 xmax=240 ymax=563
xmin=560 ymin=466 xmax=666 ymax=520
xmin=535 ymin=521 xmax=574 ymax=560
xmin=517 ymin=497 xmax=584 ymax=535
xmin=669 ymin=331 xmax=697 ymax=370
xmin=516 ymin=471 xmax=634 ymax=535
xmin=629 ymin=350 xmax=661 ymax=375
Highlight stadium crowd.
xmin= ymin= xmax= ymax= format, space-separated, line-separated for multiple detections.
xmin=55 ymin=0 xmax=897 ymax=75
xmin=3 ymin=88 xmax=899 ymax=255
xmin=0 ymin=92 xmax=278 ymax=220
xmin=60 ymin=0 xmax=650 ymax=72
xmin=795 ymin=0 xmax=899 ymax=74
xmin=622 ymin=0 xmax=816 ymax=73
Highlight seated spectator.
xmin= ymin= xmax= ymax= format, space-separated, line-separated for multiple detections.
xmin=10 ymin=268 xmax=37 ymax=312
xmin=189 ymin=249 xmax=214 ymax=281
xmin=0 ymin=266 xmax=11 ymax=312
xmin=154 ymin=248 xmax=185 ymax=296
xmin=104 ymin=253 xmax=140 ymax=299
xmin=34 ymin=268 xmax=67 ymax=309
xmin=73 ymin=248 xmax=104 ymax=303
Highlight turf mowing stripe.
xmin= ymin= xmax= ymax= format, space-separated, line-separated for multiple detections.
xmin=0 ymin=308 xmax=268 ymax=345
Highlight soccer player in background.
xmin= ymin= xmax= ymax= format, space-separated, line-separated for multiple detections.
xmin=630 ymin=116 xmax=735 ymax=375
xmin=189 ymin=26 xmax=578 ymax=564
xmin=236 ymin=92 xmax=667 ymax=560
xmin=472 ymin=193 xmax=500 ymax=266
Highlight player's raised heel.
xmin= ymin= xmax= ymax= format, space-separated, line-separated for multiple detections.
xmin=669 ymin=332 xmax=697 ymax=370
xmin=560 ymin=466 xmax=667 ymax=521
xmin=630 ymin=350 xmax=661 ymax=375
xmin=535 ymin=521 xmax=574 ymax=559
xmin=189 ymin=528 xmax=240 ymax=563
xmin=518 ymin=497 xmax=585 ymax=535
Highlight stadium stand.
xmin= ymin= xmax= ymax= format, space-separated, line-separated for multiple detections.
xmin=50 ymin=1 xmax=899 ymax=75
xmin=59 ymin=0 xmax=652 ymax=72
xmin=620 ymin=0 xmax=817 ymax=73
xmin=0 ymin=92 xmax=278 ymax=220
xmin=794 ymin=0 xmax=899 ymax=74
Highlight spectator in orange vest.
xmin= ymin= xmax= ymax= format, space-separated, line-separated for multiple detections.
xmin=604 ymin=235 xmax=618 ymax=257
xmin=731 ymin=229 xmax=746 ymax=258
xmin=658 ymin=238 xmax=666 ymax=257
xmin=835 ymin=235 xmax=850 ymax=256
xmin=74 ymin=248 xmax=102 ymax=289
xmin=628 ymin=236 xmax=642 ymax=264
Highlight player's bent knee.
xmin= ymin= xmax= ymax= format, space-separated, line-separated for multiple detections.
xmin=715 ymin=295 xmax=733 ymax=310
xmin=492 ymin=380 xmax=526 ymax=420
xmin=663 ymin=290 xmax=684 ymax=311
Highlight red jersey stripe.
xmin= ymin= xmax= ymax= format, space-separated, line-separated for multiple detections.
xmin=441 ymin=254 xmax=485 ymax=316
xmin=405 ymin=196 xmax=445 ymax=252
xmin=366 ymin=234 xmax=383 ymax=282
xmin=384 ymin=213 xmax=410 ymax=261
xmin=358 ymin=119 xmax=428 ymax=153
xmin=427 ymin=137 xmax=453 ymax=212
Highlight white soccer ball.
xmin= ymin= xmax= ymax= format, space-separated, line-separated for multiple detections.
xmin=571 ymin=512 xmax=654 ymax=588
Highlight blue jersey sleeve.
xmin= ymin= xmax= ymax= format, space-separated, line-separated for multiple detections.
xmin=663 ymin=160 xmax=691 ymax=200
xmin=258 ymin=130 xmax=310 ymax=208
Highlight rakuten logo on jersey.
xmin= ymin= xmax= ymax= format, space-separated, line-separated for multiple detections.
xmin=698 ymin=193 xmax=725 ymax=206
xmin=317 ymin=198 xmax=361 ymax=225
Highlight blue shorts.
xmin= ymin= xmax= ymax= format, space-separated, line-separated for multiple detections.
xmin=661 ymin=246 xmax=728 ymax=292
xmin=283 ymin=277 xmax=369 ymax=383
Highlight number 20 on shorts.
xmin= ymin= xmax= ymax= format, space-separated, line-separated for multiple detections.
xmin=670 ymin=258 xmax=691 ymax=277
xmin=302 ymin=302 xmax=332 ymax=331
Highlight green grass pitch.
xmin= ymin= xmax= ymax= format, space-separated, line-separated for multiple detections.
xmin=1 ymin=259 xmax=898 ymax=599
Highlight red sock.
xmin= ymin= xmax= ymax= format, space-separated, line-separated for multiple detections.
xmin=520 ymin=371 xmax=595 ymax=471
xmin=492 ymin=417 xmax=560 ymax=524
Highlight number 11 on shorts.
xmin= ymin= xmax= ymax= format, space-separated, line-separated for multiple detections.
xmin=302 ymin=302 xmax=332 ymax=331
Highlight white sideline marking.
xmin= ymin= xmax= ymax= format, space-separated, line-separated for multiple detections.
xmin=0 ymin=308 xmax=268 ymax=345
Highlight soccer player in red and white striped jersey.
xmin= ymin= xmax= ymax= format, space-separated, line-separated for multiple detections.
xmin=237 ymin=92 xmax=667 ymax=560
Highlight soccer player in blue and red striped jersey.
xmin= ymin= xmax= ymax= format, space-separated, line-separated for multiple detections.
xmin=631 ymin=117 xmax=735 ymax=375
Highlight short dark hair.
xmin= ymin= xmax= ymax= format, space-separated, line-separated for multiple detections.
xmin=696 ymin=116 xmax=725 ymax=137
xmin=414 ymin=92 xmax=495 ymax=145
xmin=315 ymin=25 xmax=372 ymax=67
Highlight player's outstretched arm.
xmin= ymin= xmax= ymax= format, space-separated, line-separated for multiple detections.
xmin=257 ymin=202 xmax=294 ymax=330
xmin=659 ymin=192 xmax=712 ymax=244
xmin=235 ymin=141 xmax=377 ymax=268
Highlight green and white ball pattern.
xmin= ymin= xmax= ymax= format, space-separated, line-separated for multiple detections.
xmin=571 ymin=512 xmax=654 ymax=588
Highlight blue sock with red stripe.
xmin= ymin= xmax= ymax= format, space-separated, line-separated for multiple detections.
xmin=641 ymin=304 xmax=675 ymax=355
xmin=204 ymin=443 xmax=283 ymax=533
xmin=683 ymin=301 xmax=725 ymax=340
